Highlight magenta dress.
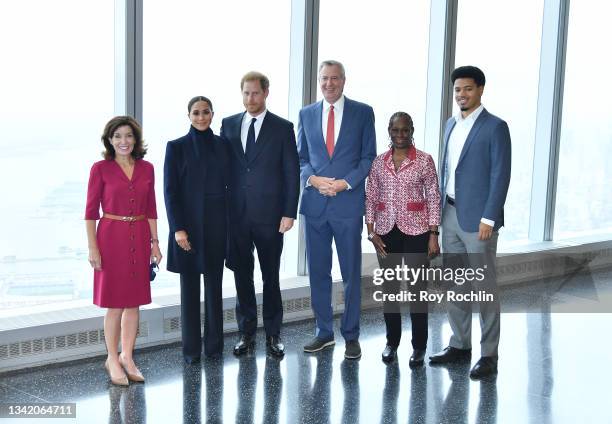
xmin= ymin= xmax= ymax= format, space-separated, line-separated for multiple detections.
xmin=85 ymin=159 xmax=157 ymax=308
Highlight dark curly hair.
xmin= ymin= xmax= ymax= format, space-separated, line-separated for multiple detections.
xmin=101 ymin=116 xmax=147 ymax=160
xmin=451 ymin=65 xmax=486 ymax=86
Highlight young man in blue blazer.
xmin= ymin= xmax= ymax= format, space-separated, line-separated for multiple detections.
xmin=429 ymin=66 xmax=511 ymax=379
xmin=298 ymin=60 xmax=376 ymax=359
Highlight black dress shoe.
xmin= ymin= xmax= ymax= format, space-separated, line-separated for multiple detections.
xmin=469 ymin=356 xmax=498 ymax=379
xmin=266 ymin=336 xmax=285 ymax=357
xmin=429 ymin=346 xmax=472 ymax=364
xmin=233 ymin=334 xmax=255 ymax=356
xmin=409 ymin=349 xmax=426 ymax=367
xmin=381 ymin=345 xmax=397 ymax=363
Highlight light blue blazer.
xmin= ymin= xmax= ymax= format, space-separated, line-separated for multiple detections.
xmin=440 ymin=108 xmax=511 ymax=232
xmin=297 ymin=97 xmax=376 ymax=219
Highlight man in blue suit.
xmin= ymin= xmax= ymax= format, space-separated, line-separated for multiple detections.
xmin=220 ymin=71 xmax=300 ymax=358
xmin=429 ymin=66 xmax=511 ymax=379
xmin=298 ymin=60 xmax=376 ymax=359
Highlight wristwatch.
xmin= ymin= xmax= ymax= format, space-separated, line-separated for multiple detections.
xmin=430 ymin=230 xmax=440 ymax=235
xmin=367 ymin=232 xmax=375 ymax=240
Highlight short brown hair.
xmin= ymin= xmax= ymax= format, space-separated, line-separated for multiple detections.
xmin=240 ymin=71 xmax=269 ymax=91
xmin=101 ymin=116 xmax=147 ymax=160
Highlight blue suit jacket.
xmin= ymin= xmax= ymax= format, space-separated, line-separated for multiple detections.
xmin=220 ymin=110 xmax=300 ymax=225
xmin=440 ymin=108 xmax=511 ymax=232
xmin=297 ymin=97 xmax=376 ymax=218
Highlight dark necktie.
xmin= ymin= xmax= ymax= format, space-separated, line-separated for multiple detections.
xmin=245 ymin=117 xmax=256 ymax=158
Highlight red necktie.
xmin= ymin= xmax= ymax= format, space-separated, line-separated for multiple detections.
xmin=326 ymin=105 xmax=335 ymax=157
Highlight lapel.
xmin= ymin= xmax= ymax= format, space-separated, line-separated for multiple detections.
xmin=312 ymin=101 xmax=327 ymax=158
xmin=229 ymin=113 xmax=248 ymax=167
xmin=247 ymin=111 xmax=272 ymax=164
xmin=457 ymin=108 xmax=489 ymax=166
xmin=383 ymin=146 xmax=417 ymax=175
xmin=332 ymin=96 xmax=351 ymax=157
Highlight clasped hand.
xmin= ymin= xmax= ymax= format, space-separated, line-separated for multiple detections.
xmin=311 ymin=176 xmax=348 ymax=197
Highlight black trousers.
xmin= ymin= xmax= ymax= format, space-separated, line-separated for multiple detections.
xmin=377 ymin=226 xmax=429 ymax=349
xmin=179 ymin=198 xmax=226 ymax=358
xmin=230 ymin=218 xmax=284 ymax=337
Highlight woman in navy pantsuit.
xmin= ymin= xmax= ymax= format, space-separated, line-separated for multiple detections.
xmin=164 ymin=96 xmax=228 ymax=362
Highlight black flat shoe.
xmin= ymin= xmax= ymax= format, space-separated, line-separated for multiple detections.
xmin=409 ymin=349 xmax=426 ymax=367
xmin=469 ymin=357 xmax=498 ymax=379
xmin=429 ymin=346 xmax=471 ymax=364
xmin=266 ymin=335 xmax=285 ymax=357
xmin=381 ymin=345 xmax=397 ymax=363
xmin=233 ymin=334 xmax=255 ymax=356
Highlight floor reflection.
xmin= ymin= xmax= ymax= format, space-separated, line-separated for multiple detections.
xmin=3 ymin=268 xmax=612 ymax=424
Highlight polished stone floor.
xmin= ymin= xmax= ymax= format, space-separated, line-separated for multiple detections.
xmin=2 ymin=268 xmax=612 ymax=423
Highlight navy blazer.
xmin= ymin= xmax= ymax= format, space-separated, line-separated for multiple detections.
xmin=220 ymin=110 xmax=300 ymax=225
xmin=163 ymin=130 xmax=229 ymax=273
xmin=297 ymin=97 xmax=377 ymax=218
xmin=440 ymin=108 xmax=512 ymax=232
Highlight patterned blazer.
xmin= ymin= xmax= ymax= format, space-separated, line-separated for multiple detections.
xmin=366 ymin=146 xmax=441 ymax=235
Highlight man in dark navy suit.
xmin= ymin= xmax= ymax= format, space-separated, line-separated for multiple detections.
xmin=220 ymin=71 xmax=299 ymax=357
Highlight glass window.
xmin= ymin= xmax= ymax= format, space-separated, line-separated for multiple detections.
xmin=143 ymin=1 xmax=292 ymax=287
xmin=454 ymin=0 xmax=544 ymax=247
xmin=554 ymin=1 xmax=612 ymax=239
xmin=318 ymin=0 xmax=431 ymax=259
xmin=0 ymin=2 xmax=114 ymax=310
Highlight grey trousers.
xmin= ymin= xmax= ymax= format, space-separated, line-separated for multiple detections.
xmin=441 ymin=203 xmax=500 ymax=358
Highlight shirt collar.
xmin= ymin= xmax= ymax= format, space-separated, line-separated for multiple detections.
xmin=244 ymin=109 xmax=267 ymax=123
xmin=383 ymin=146 xmax=417 ymax=171
xmin=323 ymin=95 xmax=345 ymax=113
xmin=454 ymin=104 xmax=484 ymax=123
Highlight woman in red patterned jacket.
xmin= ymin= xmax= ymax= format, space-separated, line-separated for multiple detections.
xmin=366 ymin=112 xmax=441 ymax=366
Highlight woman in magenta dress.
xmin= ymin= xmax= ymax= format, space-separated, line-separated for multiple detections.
xmin=85 ymin=116 xmax=162 ymax=385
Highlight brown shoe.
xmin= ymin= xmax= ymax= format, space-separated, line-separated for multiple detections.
xmin=119 ymin=354 xmax=145 ymax=383
xmin=104 ymin=360 xmax=129 ymax=386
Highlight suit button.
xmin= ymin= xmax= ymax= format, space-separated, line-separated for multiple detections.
xmin=247 ymin=168 xmax=250 ymax=172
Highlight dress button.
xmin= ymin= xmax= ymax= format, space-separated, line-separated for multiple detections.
xmin=129 ymin=198 xmax=135 ymax=203
xmin=132 ymin=260 xmax=137 ymax=264
xmin=130 ymin=247 xmax=136 ymax=253
xmin=128 ymin=210 xmax=133 ymax=215
xmin=130 ymin=234 xmax=135 ymax=240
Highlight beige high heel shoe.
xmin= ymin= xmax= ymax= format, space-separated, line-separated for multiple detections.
xmin=119 ymin=354 xmax=145 ymax=382
xmin=104 ymin=360 xmax=129 ymax=386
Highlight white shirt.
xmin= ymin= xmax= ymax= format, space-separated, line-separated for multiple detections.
xmin=322 ymin=95 xmax=344 ymax=144
xmin=307 ymin=95 xmax=351 ymax=189
xmin=446 ymin=104 xmax=494 ymax=227
xmin=240 ymin=110 xmax=267 ymax=153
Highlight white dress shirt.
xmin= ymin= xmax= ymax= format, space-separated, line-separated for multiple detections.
xmin=307 ymin=95 xmax=352 ymax=189
xmin=446 ymin=104 xmax=494 ymax=227
xmin=240 ymin=109 xmax=267 ymax=153
xmin=321 ymin=95 xmax=344 ymax=144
